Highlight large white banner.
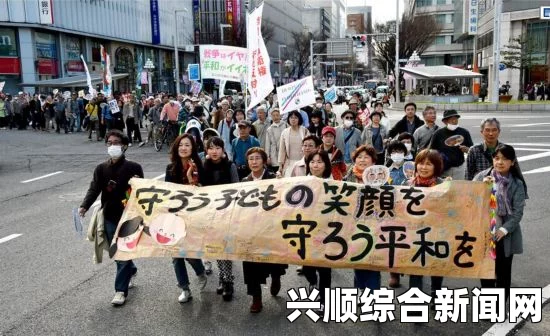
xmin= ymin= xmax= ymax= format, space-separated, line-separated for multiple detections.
xmin=276 ymin=76 xmax=316 ymax=114
xmin=247 ymin=3 xmax=273 ymax=110
xmin=199 ymin=45 xmax=247 ymax=82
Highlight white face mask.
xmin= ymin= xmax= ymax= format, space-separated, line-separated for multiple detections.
xmin=343 ymin=120 xmax=354 ymax=128
xmin=316 ymin=103 xmax=323 ymax=108
xmin=108 ymin=145 xmax=123 ymax=159
xmin=447 ymin=124 xmax=458 ymax=131
xmin=391 ymin=153 xmax=405 ymax=164
xmin=404 ymin=143 xmax=412 ymax=152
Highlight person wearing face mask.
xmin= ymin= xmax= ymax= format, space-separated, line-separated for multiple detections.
xmin=79 ymin=130 xmax=144 ymax=306
xmin=428 ymin=110 xmax=473 ymax=180
xmin=397 ymin=132 xmax=416 ymax=161
xmin=335 ymin=110 xmax=362 ymax=166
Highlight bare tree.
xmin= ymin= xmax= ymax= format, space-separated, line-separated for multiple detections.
xmin=234 ymin=17 xmax=275 ymax=47
xmin=289 ymin=31 xmax=327 ymax=79
xmin=501 ymin=34 xmax=546 ymax=100
xmin=373 ymin=12 xmax=441 ymax=87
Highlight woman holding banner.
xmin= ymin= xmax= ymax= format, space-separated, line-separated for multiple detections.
xmin=406 ymin=149 xmax=446 ymax=304
xmin=474 ymin=144 xmax=527 ymax=303
xmin=241 ymin=147 xmax=288 ymax=313
xmin=165 ymin=134 xmax=208 ymax=304
xmin=201 ymin=136 xmax=239 ymax=302
xmin=302 ymin=149 xmax=333 ymax=313
xmin=277 ymin=111 xmax=310 ymax=177
xmin=343 ymin=145 xmax=382 ymax=293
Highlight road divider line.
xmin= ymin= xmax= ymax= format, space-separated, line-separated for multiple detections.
xmin=509 ymin=143 xmax=550 ymax=147
xmin=21 ymin=171 xmax=63 ymax=184
xmin=514 ymin=148 xmax=550 ymax=152
xmin=90 ymin=173 xmax=166 ymax=208
xmin=524 ymin=166 xmax=550 ymax=175
xmin=517 ymin=152 xmax=550 ymax=162
xmin=0 ymin=234 xmax=22 ymax=244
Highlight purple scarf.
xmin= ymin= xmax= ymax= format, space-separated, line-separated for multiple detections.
xmin=492 ymin=170 xmax=512 ymax=216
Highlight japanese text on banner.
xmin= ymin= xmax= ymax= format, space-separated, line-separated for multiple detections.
xmin=200 ymin=45 xmax=247 ymax=82
xmin=112 ymin=177 xmax=495 ymax=279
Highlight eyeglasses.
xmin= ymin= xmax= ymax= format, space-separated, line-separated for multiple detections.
xmin=343 ymin=117 xmax=354 ymax=120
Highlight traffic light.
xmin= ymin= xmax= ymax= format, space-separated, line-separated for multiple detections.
xmin=347 ymin=35 xmax=367 ymax=46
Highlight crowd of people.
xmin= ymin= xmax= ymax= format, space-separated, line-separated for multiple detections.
xmin=26 ymin=87 xmax=523 ymax=315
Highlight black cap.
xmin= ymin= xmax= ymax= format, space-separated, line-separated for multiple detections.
xmin=238 ymin=120 xmax=251 ymax=127
xmin=442 ymin=109 xmax=461 ymax=121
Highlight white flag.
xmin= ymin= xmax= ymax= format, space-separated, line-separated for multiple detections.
xmin=246 ymin=3 xmax=273 ymax=111
xmin=276 ymin=76 xmax=316 ymax=114
xmin=80 ymin=55 xmax=96 ymax=97
xmin=0 ymin=81 xmax=5 ymax=92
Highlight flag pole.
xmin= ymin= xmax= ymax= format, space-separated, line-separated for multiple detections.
xmin=244 ymin=1 xmax=249 ymax=113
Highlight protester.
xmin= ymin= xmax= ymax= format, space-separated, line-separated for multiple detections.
xmin=407 ymin=149 xmax=446 ymax=304
xmin=241 ymin=147 xmax=288 ymax=313
xmin=289 ymin=135 xmax=322 ymax=177
xmin=321 ymin=126 xmax=346 ymax=180
xmin=428 ymin=110 xmax=473 ymax=180
xmin=324 ymin=102 xmax=337 ymax=127
xmin=388 ymin=102 xmax=425 ymax=139
xmin=163 ymin=134 xmax=208 ymax=303
xmin=361 ymin=111 xmax=388 ymax=165
xmin=86 ymin=98 xmax=100 ymax=141
xmin=372 ymin=102 xmax=391 ymax=131
xmin=123 ymin=96 xmax=144 ymax=147
xmin=277 ymin=110 xmax=310 ymax=177
xmin=302 ymin=149 xmax=333 ymax=313
xmin=335 ymin=110 xmax=362 ymax=165
xmin=230 ymin=108 xmax=246 ymax=143
xmin=217 ymin=108 xmax=235 ymax=160
xmin=397 ymin=132 xmax=415 ymax=161
xmin=466 ymin=118 xmax=502 ymax=180
xmin=0 ymin=94 xmax=6 ymax=129
xmin=343 ymin=145 xmax=381 ymax=292
xmin=308 ymin=110 xmax=325 ymax=138
xmin=252 ymin=105 xmax=269 ymax=149
xmin=201 ymin=136 xmax=240 ymax=301
xmin=232 ymin=120 xmax=260 ymax=179
xmin=264 ymin=108 xmax=287 ymax=173
xmin=413 ymin=106 xmax=439 ymax=151
xmin=79 ymin=130 xmax=144 ymax=306
xmin=474 ymin=144 xmax=528 ymax=303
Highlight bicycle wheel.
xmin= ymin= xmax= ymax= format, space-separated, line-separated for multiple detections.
xmin=154 ymin=128 xmax=164 ymax=152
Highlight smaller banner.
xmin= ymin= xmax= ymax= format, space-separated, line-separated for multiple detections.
xmin=247 ymin=3 xmax=273 ymax=110
xmin=324 ymin=85 xmax=337 ymax=103
xmin=276 ymin=76 xmax=316 ymax=114
xmin=191 ymin=81 xmax=202 ymax=96
xmin=108 ymin=99 xmax=120 ymax=114
xmin=188 ymin=64 xmax=200 ymax=81
xmin=199 ymin=45 xmax=247 ymax=82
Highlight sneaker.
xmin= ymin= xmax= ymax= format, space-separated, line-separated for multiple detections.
xmin=111 ymin=291 xmax=126 ymax=306
xmin=204 ymin=261 xmax=213 ymax=275
xmin=222 ymin=282 xmax=234 ymax=302
xmin=138 ymin=142 xmax=145 ymax=147
xmin=128 ymin=143 xmax=133 ymax=147
xmin=296 ymin=266 xmax=304 ymax=276
xmin=178 ymin=289 xmax=192 ymax=303
xmin=270 ymin=276 xmax=281 ymax=296
xmin=197 ymin=274 xmax=208 ymax=291
xmin=128 ymin=272 xmax=137 ymax=289
xmin=216 ymin=282 xmax=224 ymax=295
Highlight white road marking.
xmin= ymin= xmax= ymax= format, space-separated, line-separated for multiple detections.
xmin=514 ymin=148 xmax=550 ymax=152
xmin=90 ymin=173 xmax=166 ymax=208
xmin=508 ymin=143 xmax=550 ymax=147
xmin=0 ymin=234 xmax=22 ymax=244
xmin=527 ymin=136 xmax=550 ymax=138
xmin=21 ymin=171 xmax=64 ymax=184
xmin=517 ymin=152 xmax=550 ymax=162
xmin=511 ymin=130 xmax=550 ymax=132
xmin=506 ymin=122 xmax=550 ymax=127
xmin=482 ymin=283 xmax=550 ymax=336
xmin=524 ymin=166 xmax=550 ymax=175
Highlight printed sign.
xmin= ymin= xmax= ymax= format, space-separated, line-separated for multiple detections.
xmin=362 ymin=165 xmax=390 ymax=187
xmin=468 ymin=0 xmax=479 ymax=35
xmin=188 ymin=64 xmax=200 ymax=81
xmin=199 ymin=45 xmax=247 ymax=82
xmin=324 ymin=85 xmax=337 ymax=103
xmin=191 ymin=81 xmax=202 ymax=96
xmin=108 ymin=99 xmax=120 ymax=114
xmin=39 ymin=0 xmax=54 ymax=24
xmin=150 ymin=0 xmax=160 ymax=44
xmin=112 ymin=177 xmax=495 ymax=279
xmin=276 ymin=76 xmax=316 ymax=114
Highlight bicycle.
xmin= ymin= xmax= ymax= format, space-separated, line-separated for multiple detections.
xmin=154 ymin=121 xmax=178 ymax=152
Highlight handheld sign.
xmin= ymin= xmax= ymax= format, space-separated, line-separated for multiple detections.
xmin=362 ymin=165 xmax=390 ymax=187
xmin=108 ymin=99 xmax=120 ymax=113
xmin=403 ymin=161 xmax=416 ymax=180
xmin=188 ymin=64 xmax=200 ymax=81
xmin=445 ymin=134 xmax=465 ymax=147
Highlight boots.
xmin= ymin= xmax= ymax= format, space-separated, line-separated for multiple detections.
xmin=250 ymin=296 xmax=263 ymax=313
xmin=222 ymin=282 xmax=234 ymax=301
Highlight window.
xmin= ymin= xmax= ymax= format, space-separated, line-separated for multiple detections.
xmin=435 ymin=36 xmax=447 ymax=45
xmin=437 ymin=0 xmax=447 ymax=4
xmin=417 ymin=0 xmax=432 ymax=7
xmin=436 ymin=14 xmax=446 ymax=24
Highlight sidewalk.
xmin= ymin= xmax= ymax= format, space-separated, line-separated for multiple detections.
xmin=388 ymin=101 xmax=550 ymax=113
xmin=513 ymin=302 xmax=550 ymax=335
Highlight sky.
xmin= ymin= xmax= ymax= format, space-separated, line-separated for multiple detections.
xmin=346 ymin=0 xmax=406 ymax=25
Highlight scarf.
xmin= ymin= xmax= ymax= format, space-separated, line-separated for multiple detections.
xmin=412 ymin=176 xmax=438 ymax=187
xmin=353 ymin=165 xmax=364 ymax=180
xmin=492 ymin=170 xmax=512 ymax=216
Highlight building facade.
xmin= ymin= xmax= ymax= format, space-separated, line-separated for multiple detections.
xmin=346 ymin=6 xmax=374 ymax=79
xmin=0 ymin=0 xmax=195 ymax=94
xmin=476 ymin=0 xmax=550 ymax=99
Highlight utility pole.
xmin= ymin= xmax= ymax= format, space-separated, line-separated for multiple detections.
xmin=174 ymin=8 xmax=188 ymax=95
xmin=491 ymin=0 xmax=502 ymax=103
xmin=395 ymin=0 xmax=400 ymax=103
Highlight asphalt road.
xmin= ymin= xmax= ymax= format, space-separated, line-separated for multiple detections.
xmin=1 ymin=109 xmax=549 ymax=336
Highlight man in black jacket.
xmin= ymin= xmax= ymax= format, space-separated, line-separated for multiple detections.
xmin=388 ymin=102 xmax=424 ymax=139
xmin=79 ymin=130 xmax=144 ymax=306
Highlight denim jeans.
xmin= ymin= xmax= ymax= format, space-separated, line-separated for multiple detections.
xmin=75 ymin=113 xmax=81 ymax=131
xmin=354 ymin=269 xmax=381 ymax=291
xmin=104 ymin=219 xmax=137 ymax=295
xmin=173 ymin=258 xmax=205 ymax=290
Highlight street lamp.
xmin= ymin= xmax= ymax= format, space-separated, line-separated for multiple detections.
xmin=278 ymin=45 xmax=287 ymax=85
xmin=220 ymin=24 xmax=232 ymax=45
xmin=144 ymin=58 xmax=155 ymax=94
xmin=174 ymin=8 xmax=189 ymax=95
xmin=284 ymin=60 xmax=293 ymax=83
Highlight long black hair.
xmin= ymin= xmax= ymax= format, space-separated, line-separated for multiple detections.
xmin=305 ymin=149 xmax=332 ymax=178
xmin=169 ymin=133 xmax=205 ymax=184
xmin=493 ymin=144 xmax=528 ymax=196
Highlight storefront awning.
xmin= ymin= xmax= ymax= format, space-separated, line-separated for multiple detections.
xmin=19 ymin=73 xmax=129 ymax=87
xmin=399 ymin=66 xmax=483 ymax=80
